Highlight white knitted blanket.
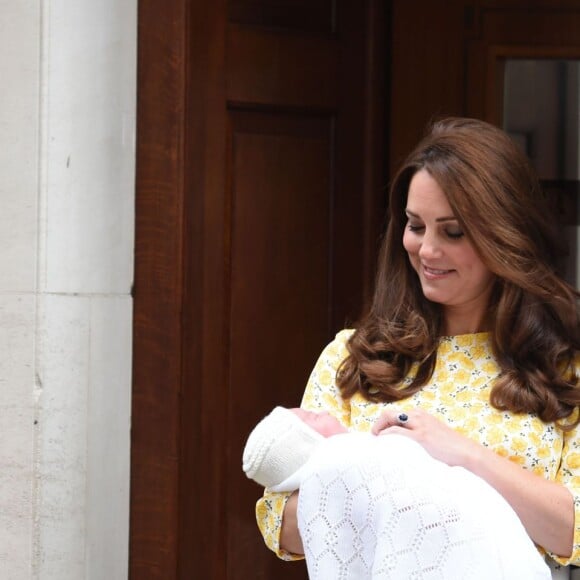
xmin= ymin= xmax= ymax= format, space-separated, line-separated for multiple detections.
xmin=296 ymin=433 xmax=551 ymax=579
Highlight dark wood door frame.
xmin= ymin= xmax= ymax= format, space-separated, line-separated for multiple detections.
xmin=131 ymin=0 xmax=225 ymax=574
xmin=130 ymin=0 xmax=188 ymax=576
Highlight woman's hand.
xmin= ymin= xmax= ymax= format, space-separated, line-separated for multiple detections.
xmin=371 ymin=407 xmax=479 ymax=468
xmin=372 ymin=407 xmax=574 ymax=557
xmin=280 ymin=491 xmax=304 ymax=555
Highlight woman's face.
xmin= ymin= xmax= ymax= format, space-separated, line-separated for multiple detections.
xmin=402 ymin=169 xmax=495 ymax=333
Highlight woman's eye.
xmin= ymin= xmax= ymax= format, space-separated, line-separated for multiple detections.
xmin=445 ymin=229 xmax=464 ymax=239
xmin=407 ymin=224 xmax=424 ymax=232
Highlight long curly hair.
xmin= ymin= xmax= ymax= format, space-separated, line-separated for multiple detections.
xmin=337 ymin=117 xmax=580 ymax=423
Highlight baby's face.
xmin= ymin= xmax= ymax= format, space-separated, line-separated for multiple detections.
xmin=291 ymin=408 xmax=347 ymax=437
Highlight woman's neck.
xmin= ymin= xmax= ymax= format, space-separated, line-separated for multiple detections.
xmin=442 ymin=306 xmax=490 ymax=336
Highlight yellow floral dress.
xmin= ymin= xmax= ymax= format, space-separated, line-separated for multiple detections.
xmin=255 ymin=329 xmax=580 ymax=566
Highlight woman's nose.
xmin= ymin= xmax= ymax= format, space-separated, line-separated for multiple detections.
xmin=418 ymin=231 xmax=442 ymax=260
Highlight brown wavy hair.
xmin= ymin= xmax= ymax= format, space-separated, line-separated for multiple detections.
xmin=338 ymin=117 xmax=580 ymax=424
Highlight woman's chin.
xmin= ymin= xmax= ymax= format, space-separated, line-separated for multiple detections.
xmin=419 ymin=285 xmax=447 ymax=305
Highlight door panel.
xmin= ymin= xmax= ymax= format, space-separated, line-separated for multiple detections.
xmin=227 ymin=25 xmax=338 ymax=108
xmin=227 ymin=112 xmax=333 ymax=577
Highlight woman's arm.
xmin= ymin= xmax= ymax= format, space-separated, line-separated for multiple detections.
xmin=280 ymin=491 xmax=304 ymax=555
xmin=373 ymin=408 xmax=574 ymax=557
xmin=466 ymin=439 xmax=574 ymax=556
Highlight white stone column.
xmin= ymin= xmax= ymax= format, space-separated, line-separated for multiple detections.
xmin=0 ymin=1 xmax=40 ymax=577
xmin=0 ymin=1 xmax=136 ymax=578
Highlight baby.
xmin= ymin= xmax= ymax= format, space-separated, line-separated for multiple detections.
xmin=243 ymin=406 xmax=347 ymax=491
xmin=243 ymin=406 xmax=552 ymax=580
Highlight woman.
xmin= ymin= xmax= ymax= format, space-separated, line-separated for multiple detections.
xmin=255 ymin=117 xmax=580 ymax=571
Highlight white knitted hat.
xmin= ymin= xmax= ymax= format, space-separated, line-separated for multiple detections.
xmin=242 ymin=406 xmax=324 ymax=489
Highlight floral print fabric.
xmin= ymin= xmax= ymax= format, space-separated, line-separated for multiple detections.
xmin=255 ymin=329 xmax=580 ymax=566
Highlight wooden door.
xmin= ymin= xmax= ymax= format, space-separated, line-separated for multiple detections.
xmin=131 ymin=1 xmax=387 ymax=578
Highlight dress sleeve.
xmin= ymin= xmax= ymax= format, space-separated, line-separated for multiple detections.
xmin=254 ymin=329 xmax=354 ymax=559
xmin=548 ymin=408 xmax=580 ymax=567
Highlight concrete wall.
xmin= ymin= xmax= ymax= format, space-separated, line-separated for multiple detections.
xmin=0 ymin=1 xmax=136 ymax=578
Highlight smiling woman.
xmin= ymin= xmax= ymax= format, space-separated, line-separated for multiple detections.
xmin=254 ymin=118 xmax=580 ymax=578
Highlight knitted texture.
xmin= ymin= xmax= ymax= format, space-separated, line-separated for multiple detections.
xmin=243 ymin=406 xmax=324 ymax=488
xmin=297 ymin=433 xmax=551 ymax=579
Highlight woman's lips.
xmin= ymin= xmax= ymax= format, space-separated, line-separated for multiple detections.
xmin=423 ymin=265 xmax=454 ymax=278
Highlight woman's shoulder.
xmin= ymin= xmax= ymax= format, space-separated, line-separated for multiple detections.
xmin=312 ymin=329 xmax=355 ymax=369
xmin=334 ymin=328 xmax=355 ymax=342
xmin=329 ymin=328 xmax=356 ymax=354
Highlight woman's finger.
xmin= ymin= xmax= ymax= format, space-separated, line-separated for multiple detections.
xmin=371 ymin=410 xmax=411 ymax=435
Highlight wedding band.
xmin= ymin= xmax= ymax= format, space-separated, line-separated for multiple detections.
xmin=398 ymin=413 xmax=409 ymax=425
